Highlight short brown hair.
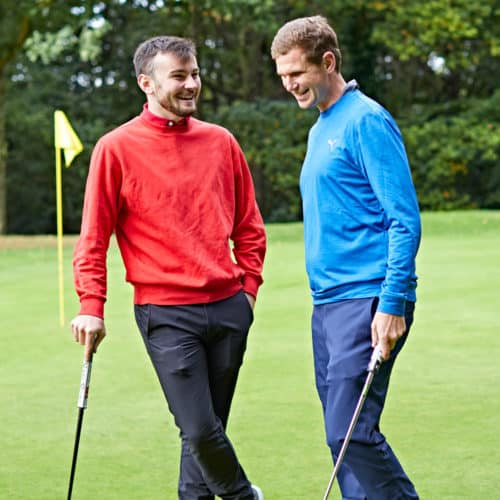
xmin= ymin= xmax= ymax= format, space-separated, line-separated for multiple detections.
xmin=271 ymin=16 xmax=342 ymax=72
xmin=133 ymin=36 xmax=197 ymax=77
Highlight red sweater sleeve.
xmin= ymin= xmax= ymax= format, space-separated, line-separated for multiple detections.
xmin=230 ymin=136 xmax=266 ymax=297
xmin=73 ymin=139 xmax=122 ymax=318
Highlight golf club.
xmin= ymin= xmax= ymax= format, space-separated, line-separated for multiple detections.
xmin=322 ymin=344 xmax=384 ymax=500
xmin=67 ymin=339 xmax=95 ymax=500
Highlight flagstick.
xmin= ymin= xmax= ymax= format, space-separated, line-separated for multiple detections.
xmin=53 ymin=110 xmax=84 ymax=327
xmin=55 ymin=146 xmax=65 ymax=326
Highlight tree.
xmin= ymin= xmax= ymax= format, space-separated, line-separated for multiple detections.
xmin=4 ymin=0 xmax=298 ymax=233
xmin=368 ymin=0 xmax=499 ymax=110
xmin=4 ymin=1 xmax=500 ymax=232
xmin=0 ymin=0 xmax=113 ymax=234
xmin=0 ymin=3 xmax=33 ymax=234
xmin=5 ymin=1 xmax=158 ymax=234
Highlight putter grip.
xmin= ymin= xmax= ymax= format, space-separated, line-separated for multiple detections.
xmin=367 ymin=344 xmax=383 ymax=373
xmin=77 ymin=360 xmax=92 ymax=409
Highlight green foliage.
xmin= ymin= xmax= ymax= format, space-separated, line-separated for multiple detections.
xmin=326 ymin=0 xmax=500 ymax=113
xmin=2 ymin=0 xmax=500 ymax=232
xmin=6 ymin=106 xmax=80 ymax=235
xmin=370 ymin=0 xmax=498 ymax=67
xmin=402 ymin=91 xmax=500 ymax=210
xmin=25 ymin=20 xmax=112 ymax=64
xmin=5 ymin=48 xmax=123 ymax=234
xmin=24 ymin=27 xmax=78 ymax=64
xmin=211 ymin=100 xmax=315 ymax=221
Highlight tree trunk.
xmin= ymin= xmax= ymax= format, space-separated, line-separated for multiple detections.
xmin=0 ymin=12 xmax=33 ymax=233
xmin=0 ymin=71 xmax=6 ymax=234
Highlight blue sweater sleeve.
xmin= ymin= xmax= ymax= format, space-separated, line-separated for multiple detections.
xmin=354 ymin=110 xmax=421 ymax=315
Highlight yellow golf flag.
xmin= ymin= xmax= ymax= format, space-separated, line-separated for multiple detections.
xmin=54 ymin=110 xmax=83 ymax=326
xmin=54 ymin=110 xmax=83 ymax=167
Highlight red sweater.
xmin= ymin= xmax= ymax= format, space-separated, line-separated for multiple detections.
xmin=74 ymin=105 xmax=266 ymax=318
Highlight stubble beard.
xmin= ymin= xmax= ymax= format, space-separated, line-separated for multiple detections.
xmin=161 ymin=93 xmax=199 ymax=118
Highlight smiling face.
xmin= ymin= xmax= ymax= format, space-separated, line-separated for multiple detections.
xmin=275 ymin=47 xmax=338 ymax=112
xmin=138 ymin=51 xmax=201 ymax=120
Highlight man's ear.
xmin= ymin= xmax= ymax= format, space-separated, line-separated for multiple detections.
xmin=137 ymin=73 xmax=154 ymax=94
xmin=322 ymin=51 xmax=336 ymax=74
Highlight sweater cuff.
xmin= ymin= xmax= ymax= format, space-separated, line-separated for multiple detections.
xmin=242 ymin=274 xmax=262 ymax=299
xmin=377 ymin=293 xmax=406 ymax=316
xmin=79 ymin=297 xmax=105 ymax=319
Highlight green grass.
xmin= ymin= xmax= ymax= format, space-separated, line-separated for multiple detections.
xmin=1 ymin=210 xmax=499 ymax=499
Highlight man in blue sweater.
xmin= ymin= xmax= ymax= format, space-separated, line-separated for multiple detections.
xmin=271 ymin=16 xmax=421 ymax=499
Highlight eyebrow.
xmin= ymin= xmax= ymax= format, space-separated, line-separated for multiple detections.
xmin=169 ymin=67 xmax=199 ymax=75
xmin=277 ymin=67 xmax=304 ymax=77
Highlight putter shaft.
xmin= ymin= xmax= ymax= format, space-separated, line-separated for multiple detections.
xmin=67 ymin=351 xmax=94 ymax=500
xmin=67 ymin=408 xmax=85 ymax=500
xmin=322 ymin=345 xmax=383 ymax=500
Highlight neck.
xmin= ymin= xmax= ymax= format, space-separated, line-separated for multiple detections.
xmin=320 ymin=73 xmax=347 ymax=112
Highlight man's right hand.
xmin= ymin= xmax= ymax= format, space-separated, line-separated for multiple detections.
xmin=71 ymin=315 xmax=106 ymax=361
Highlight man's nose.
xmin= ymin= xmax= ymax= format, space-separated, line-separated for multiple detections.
xmin=283 ymin=76 xmax=296 ymax=92
xmin=185 ymin=75 xmax=199 ymax=89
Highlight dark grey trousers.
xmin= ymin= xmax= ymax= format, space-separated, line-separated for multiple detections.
xmin=134 ymin=291 xmax=255 ymax=500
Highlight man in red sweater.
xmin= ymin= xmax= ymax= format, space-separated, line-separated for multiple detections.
xmin=70 ymin=36 xmax=266 ymax=500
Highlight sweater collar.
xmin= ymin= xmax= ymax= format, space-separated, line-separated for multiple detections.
xmin=341 ymin=79 xmax=359 ymax=96
xmin=321 ymin=79 xmax=360 ymax=117
xmin=140 ymin=103 xmax=191 ymax=130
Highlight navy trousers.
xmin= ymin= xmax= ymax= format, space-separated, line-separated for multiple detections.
xmin=312 ymin=297 xmax=419 ymax=500
xmin=134 ymin=291 xmax=255 ymax=500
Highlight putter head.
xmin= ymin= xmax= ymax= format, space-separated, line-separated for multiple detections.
xmin=367 ymin=344 xmax=383 ymax=373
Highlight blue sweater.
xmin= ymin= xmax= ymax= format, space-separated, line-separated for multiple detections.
xmin=300 ymin=85 xmax=421 ymax=315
